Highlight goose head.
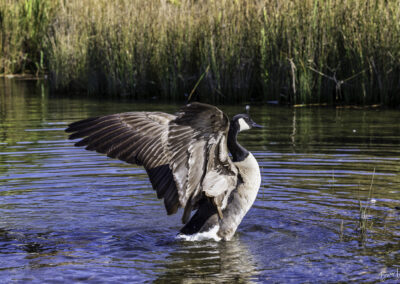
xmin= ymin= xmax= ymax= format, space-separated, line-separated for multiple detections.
xmin=232 ymin=114 xmax=263 ymax=132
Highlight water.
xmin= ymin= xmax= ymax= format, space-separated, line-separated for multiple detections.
xmin=1 ymin=78 xmax=400 ymax=283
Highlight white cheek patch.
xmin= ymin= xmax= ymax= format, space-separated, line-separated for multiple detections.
xmin=238 ymin=118 xmax=250 ymax=132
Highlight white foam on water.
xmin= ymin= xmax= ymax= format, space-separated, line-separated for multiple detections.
xmin=176 ymin=225 xmax=221 ymax=242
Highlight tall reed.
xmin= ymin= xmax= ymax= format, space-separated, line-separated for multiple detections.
xmin=0 ymin=0 xmax=54 ymax=74
xmin=1 ymin=0 xmax=400 ymax=105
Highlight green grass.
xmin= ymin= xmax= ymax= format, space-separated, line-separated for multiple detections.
xmin=357 ymin=169 xmax=376 ymax=243
xmin=1 ymin=0 xmax=400 ymax=105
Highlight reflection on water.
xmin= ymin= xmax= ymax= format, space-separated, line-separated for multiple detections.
xmin=154 ymin=239 xmax=258 ymax=283
xmin=1 ymin=78 xmax=400 ymax=282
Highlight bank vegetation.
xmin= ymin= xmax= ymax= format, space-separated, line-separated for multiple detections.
xmin=1 ymin=0 xmax=399 ymax=105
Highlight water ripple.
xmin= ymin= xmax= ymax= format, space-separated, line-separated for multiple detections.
xmin=1 ymin=82 xmax=400 ymax=282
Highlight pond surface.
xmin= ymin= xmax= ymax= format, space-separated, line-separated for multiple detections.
xmin=1 ymin=78 xmax=400 ymax=283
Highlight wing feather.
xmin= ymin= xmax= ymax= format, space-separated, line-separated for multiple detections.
xmin=76 ymin=125 xmax=125 ymax=148
xmin=69 ymin=121 xmax=121 ymax=140
xmin=67 ymin=116 xmax=111 ymax=133
xmin=67 ymin=112 xmax=180 ymax=214
xmin=107 ymin=134 xmax=139 ymax=158
xmin=93 ymin=130 xmax=134 ymax=153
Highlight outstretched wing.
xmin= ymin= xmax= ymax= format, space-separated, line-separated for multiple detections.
xmin=66 ymin=111 xmax=181 ymax=215
xmin=66 ymin=103 xmax=239 ymax=223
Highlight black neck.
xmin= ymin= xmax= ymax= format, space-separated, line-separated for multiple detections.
xmin=227 ymin=122 xmax=249 ymax=162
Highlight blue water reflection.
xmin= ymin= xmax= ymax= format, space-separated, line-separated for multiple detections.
xmin=1 ymin=78 xmax=400 ymax=282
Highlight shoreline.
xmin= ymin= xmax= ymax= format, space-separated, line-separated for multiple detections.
xmin=0 ymin=76 xmax=389 ymax=109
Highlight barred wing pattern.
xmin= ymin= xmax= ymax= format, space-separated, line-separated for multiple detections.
xmin=66 ymin=103 xmax=240 ymax=223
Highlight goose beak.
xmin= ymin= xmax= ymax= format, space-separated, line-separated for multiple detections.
xmin=251 ymin=122 xmax=263 ymax=128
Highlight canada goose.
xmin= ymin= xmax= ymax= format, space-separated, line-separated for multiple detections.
xmin=66 ymin=103 xmax=262 ymax=241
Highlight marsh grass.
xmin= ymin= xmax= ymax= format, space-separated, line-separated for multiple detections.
xmin=336 ymin=169 xmax=377 ymax=244
xmin=356 ymin=169 xmax=376 ymax=242
xmin=1 ymin=0 xmax=400 ymax=104
xmin=0 ymin=0 xmax=53 ymax=74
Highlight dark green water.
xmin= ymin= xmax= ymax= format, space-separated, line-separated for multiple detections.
xmin=1 ymin=78 xmax=400 ymax=283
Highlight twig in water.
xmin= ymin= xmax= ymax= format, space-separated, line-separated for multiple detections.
xmin=340 ymin=220 xmax=344 ymax=242
xmin=307 ymin=66 xmax=367 ymax=101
